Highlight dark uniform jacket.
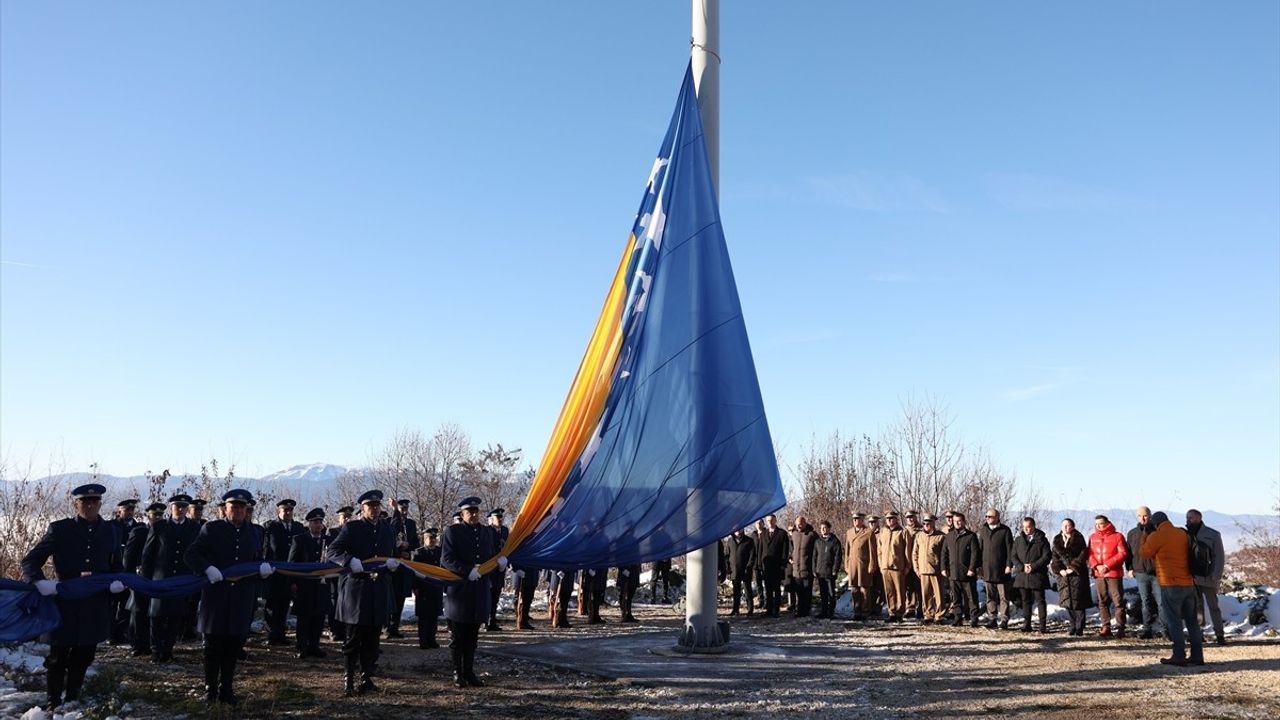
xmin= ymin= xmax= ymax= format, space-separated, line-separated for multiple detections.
xmin=326 ymin=516 xmax=396 ymax=627
xmin=1050 ymin=530 xmax=1094 ymax=610
xmin=123 ymin=523 xmax=150 ymax=612
xmin=941 ymin=527 xmax=981 ymax=579
xmin=264 ymin=518 xmax=304 ymax=561
xmin=1010 ymin=529 xmax=1052 ymax=590
xmin=758 ymin=528 xmax=790 ymax=582
xmin=184 ymin=519 xmax=264 ymax=635
xmin=812 ymin=533 xmax=843 ymax=579
xmin=141 ymin=517 xmax=201 ymax=617
xmin=288 ymin=532 xmax=333 ymax=617
xmin=728 ymin=534 xmax=756 ymax=581
xmin=21 ymin=516 xmax=122 ymax=645
xmin=440 ymin=521 xmax=495 ymax=624
xmin=390 ymin=513 xmax=420 ymax=597
xmin=976 ymin=523 xmax=1014 ymax=582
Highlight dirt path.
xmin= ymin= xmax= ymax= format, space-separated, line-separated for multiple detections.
xmin=38 ymin=607 xmax=1280 ymax=719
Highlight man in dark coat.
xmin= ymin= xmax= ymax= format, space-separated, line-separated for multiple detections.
xmin=789 ymin=517 xmax=818 ymax=617
xmin=758 ymin=514 xmax=790 ymax=617
xmin=1010 ymin=517 xmax=1052 ymax=633
xmin=616 ymin=563 xmax=642 ymax=622
xmin=289 ymin=508 xmax=333 ymax=659
xmin=326 ymin=505 xmax=354 ymax=641
xmin=440 ymin=496 xmax=498 ymax=688
xmin=728 ymin=527 xmax=757 ymax=616
xmin=184 ymin=488 xmax=271 ymax=707
xmin=262 ymin=498 xmax=304 ymax=645
xmin=21 ymin=483 xmax=125 ymax=710
xmin=1050 ymin=518 xmax=1093 ymax=636
xmin=326 ymin=490 xmax=397 ymax=697
xmin=141 ymin=494 xmax=199 ymax=662
xmin=183 ymin=497 xmax=209 ymax=640
xmin=125 ymin=503 xmax=163 ymax=657
xmin=412 ymin=527 xmax=444 ymax=647
xmin=812 ymin=520 xmax=844 ymax=619
xmin=484 ymin=508 xmax=509 ymax=631
xmin=386 ymin=498 xmax=419 ymax=638
xmin=941 ymin=512 xmax=981 ymax=627
xmin=108 ymin=498 xmax=139 ymax=644
xmin=976 ymin=509 xmax=1014 ymax=629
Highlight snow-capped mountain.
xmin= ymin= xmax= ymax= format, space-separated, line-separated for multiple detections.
xmin=257 ymin=463 xmax=354 ymax=484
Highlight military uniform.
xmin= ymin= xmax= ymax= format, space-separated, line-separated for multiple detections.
xmin=141 ymin=495 xmax=198 ymax=661
xmin=183 ymin=498 xmax=209 ymax=639
xmin=183 ymin=489 xmax=266 ymax=706
xmin=411 ymin=533 xmax=444 ymax=647
xmin=289 ymin=509 xmax=333 ymax=658
xmin=511 ymin=560 xmax=540 ymax=630
xmin=877 ymin=513 xmax=913 ymax=622
xmin=325 ymin=507 xmax=353 ymax=641
xmin=440 ymin=497 xmax=496 ymax=688
xmin=326 ymin=491 xmax=396 ymax=696
xmin=108 ymin=499 xmax=139 ymax=643
xmin=20 ymin=484 xmax=123 ymax=709
xmin=616 ymin=563 xmax=641 ymax=622
xmin=843 ymin=518 xmax=878 ymax=620
xmin=485 ymin=509 xmax=509 ymax=631
xmin=123 ymin=512 xmax=156 ymax=656
xmin=387 ymin=504 xmax=419 ymax=637
xmin=547 ymin=568 xmax=575 ymax=628
xmin=263 ymin=499 xmax=305 ymax=644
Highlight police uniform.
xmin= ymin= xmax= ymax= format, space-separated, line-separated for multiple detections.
xmin=484 ymin=508 xmax=510 ymax=631
xmin=288 ymin=508 xmax=333 ymax=658
xmin=326 ymin=490 xmax=396 ymax=696
xmin=124 ymin=508 xmax=159 ymax=656
xmin=20 ymin=483 xmax=123 ymax=709
xmin=183 ymin=497 xmax=209 ymax=639
xmin=141 ymin=494 xmax=199 ymax=661
xmin=263 ymin=498 xmax=304 ymax=644
xmin=325 ymin=506 xmax=353 ymax=641
xmin=440 ymin=496 xmax=496 ymax=688
xmin=108 ymin=499 xmax=139 ymax=643
xmin=183 ymin=489 xmax=266 ymax=706
xmin=547 ymin=567 xmax=575 ymax=628
xmin=411 ymin=529 xmax=444 ymax=648
xmin=511 ymin=559 xmax=540 ymax=630
xmin=387 ymin=501 xmax=419 ymax=637
xmin=615 ymin=563 xmax=642 ymax=622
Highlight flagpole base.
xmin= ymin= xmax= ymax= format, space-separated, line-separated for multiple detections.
xmin=675 ymin=619 xmax=730 ymax=654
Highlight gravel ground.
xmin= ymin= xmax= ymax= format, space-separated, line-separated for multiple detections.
xmin=4 ymin=605 xmax=1278 ymax=719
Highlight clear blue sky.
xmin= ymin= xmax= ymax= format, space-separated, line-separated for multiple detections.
xmin=2 ymin=2 xmax=1277 ymax=513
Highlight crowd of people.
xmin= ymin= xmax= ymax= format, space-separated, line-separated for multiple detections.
xmin=18 ymin=484 xmax=1230 ymax=713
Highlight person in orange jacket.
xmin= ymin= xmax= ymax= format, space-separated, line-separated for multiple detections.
xmin=1140 ymin=511 xmax=1205 ymax=667
xmin=1088 ymin=515 xmax=1128 ymax=638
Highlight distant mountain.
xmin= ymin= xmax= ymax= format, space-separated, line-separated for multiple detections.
xmin=257 ymin=464 xmax=354 ymax=484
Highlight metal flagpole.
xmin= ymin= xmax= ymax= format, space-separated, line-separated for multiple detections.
xmin=679 ymin=0 xmax=726 ymax=654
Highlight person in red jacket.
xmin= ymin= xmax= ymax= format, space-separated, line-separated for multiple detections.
xmin=1088 ymin=515 xmax=1129 ymax=638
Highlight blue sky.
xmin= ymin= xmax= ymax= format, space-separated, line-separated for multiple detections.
xmin=2 ymin=2 xmax=1277 ymax=513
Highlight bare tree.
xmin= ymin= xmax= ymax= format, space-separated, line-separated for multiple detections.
xmin=0 ymin=453 xmax=72 ymax=580
xmin=460 ymin=444 xmax=524 ymax=516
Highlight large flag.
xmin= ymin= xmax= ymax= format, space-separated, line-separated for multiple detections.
xmin=499 ymin=63 xmax=787 ymax=568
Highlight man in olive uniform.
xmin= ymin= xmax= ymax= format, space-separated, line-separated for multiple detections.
xmin=263 ymin=498 xmax=304 ymax=645
xmin=844 ymin=512 xmax=878 ymax=621
xmin=903 ymin=510 xmax=924 ymax=619
xmin=289 ymin=508 xmax=332 ymax=658
xmin=912 ymin=514 xmax=947 ymax=623
xmin=440 ymin=496 xmax=499 ymax=688
xmin=485 ymin=508 xmax=510 ymax=631
xmin=411 ymin=527 xmax=444 ymax=647
xmin=185 ymin=489 xmax=272 ymax=706
xmin=386 ymin=498 xmax=419 ymax=638
xmin=878 ymin=511 xmax=913 ymax=623
xmin=327 ymin=490 xmax=397 ymax=696
xmin=326 ymin=505 xmax=354 ymax=641
xmin=125 ymin=503 xmax=164 ymax=657
xmin=141 ymin=493 xmax=199 ymax=662
xmin=108 ymin=498 xmax=139 ymax=644
xmin=866 ymin=515 xmax=885 ymax=615
xmin=22 ymin=483 xmax=126 ymax=710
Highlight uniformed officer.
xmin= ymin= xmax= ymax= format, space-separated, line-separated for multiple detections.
xmin=387 ymin=498 xmax=419 ymax=638
xmin=440 ymin=496 xmax=499 ymax=687
xmin=289 ymin=508 xmax=333 ymax=659
xmin=546 ymin=568 xmax=574 ymax=627
xmin=125 ymin=503 xmax=164 ymax=657
xmin=108 ymin=498 xmax=139 ymax=644
xmin=586 ymin=566 xmax=608 ymax=624
xmin=183 ymin=497 xmax=209 ymax=639
xmin=184 ymin=488 xmax=273 ymax=707
xmin=511 ymin=558 xmax=540 ymax=630
xmin=326 ymin=490 xmax=396 ymax=696
xmin=485 ymin=507 xmax=509 ymax=631
xmin=326 ymin=505 xmax=354 ymax=642
xmin=141 ymin=493 xmax=199 ymax=662
xmin=263 ymin=498 xmax=304 ymax=645
xmin=21 ymin=483 xmax=125 ymax=710
xmin=616 ymin=563 xmax=642 ymax=623
xmin=411 ymin=527 xmax=444 ymax=648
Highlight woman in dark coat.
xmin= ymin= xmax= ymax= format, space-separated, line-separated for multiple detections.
xmin=1050 ymin=518 xmax=1094 ymax=636
xmin=1010 ymin=517 xmax=1052 ymax=633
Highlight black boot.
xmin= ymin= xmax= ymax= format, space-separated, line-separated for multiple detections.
xmin=451 ymin=648 xmax=466 ymax=688
xmin=45 ymin=668 xmax=65 ymax=710
xmin=358 ymin=673 xmax=378 ymax=695
xmin=204 ymin=658 xmax=220 ymax=705
xmin=64 ymin=664 xmax=87 ymax=703
xmin=218 ymin=647 xmax=240 ymax=706
xmin=343 ymin=655 xmax=358 ymax=697
xmin=462 ymin=649 xmax=484 ymax=687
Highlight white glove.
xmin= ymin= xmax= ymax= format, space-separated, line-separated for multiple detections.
xmin=621 ymin=570 xmax=630 ymax=578
xmin=385 ymin=558 xmax=400 ymax=571
xmin=35 ymin=579 xmax=58 ymax=596
xmin=205 ymin=566 xmax=223 ymax=584
xmin=1059 ymin=569 xmax=1070 ymax=577
xmin=497 ymin=556 xmax=509 ymax=571
xmin=109 ymin=580 xmax=125 ymax=594
xmin=259 ymin=562 xmax=274 ymax=578
xmin=555 ymin=570 xmax=566 ymax=579
xmin=468 ymin=567 xmax=482 ymax=582
xmin=588 ymin=569 xmax=596 ymax=577
xmin=349 ymin=558 xmax=364 ymax=574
